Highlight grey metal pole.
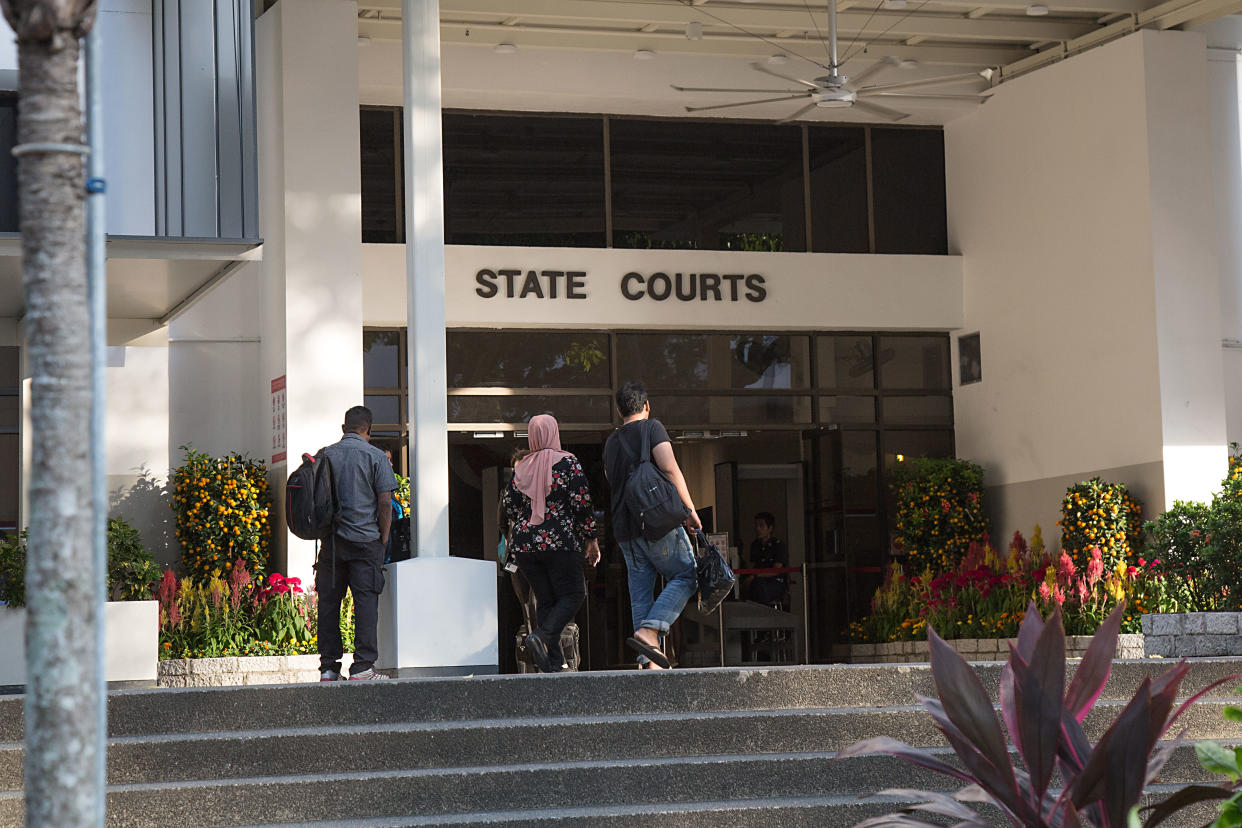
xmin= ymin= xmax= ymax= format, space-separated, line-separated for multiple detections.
xmin=401 ymin=0 xmax=450 ymax=558
xmin=827 ymin=0 xmax=840 ymax=70
xmin=85 ymin=24 xmax=108 ymax=826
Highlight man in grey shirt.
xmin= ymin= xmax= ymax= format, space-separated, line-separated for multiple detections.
xmin=318 ymin=405 xmax=398 ymax=681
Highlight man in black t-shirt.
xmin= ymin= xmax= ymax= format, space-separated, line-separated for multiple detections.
xmin=603 ymin=382 xmax=702 ymax=670
xmin=744 ymin=511 xmax=788 ymax=608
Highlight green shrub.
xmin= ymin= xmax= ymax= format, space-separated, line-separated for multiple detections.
xmin=172 ymin=446 xmax=271 ymax=584
xmin=107 ymin=517 xmax=161 ymax=601
xmin=890 ymin=457 xmax=989 ymax=572
xmin=0 ymin=530 xmax=26 ymax=607
xmin=1057 ymin=477 xmax=1142 ymax=572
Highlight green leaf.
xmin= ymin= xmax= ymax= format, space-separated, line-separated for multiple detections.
xmin=1196 ymin=742 xmax=1240 ymax=780
xmin=1218 ymin=799 xmax=1242 ymax=828
xmin=1128 ymin=805 xmax=1142 ymax=828
xmin=1224 ymin=706 xmax=1242 ymax=723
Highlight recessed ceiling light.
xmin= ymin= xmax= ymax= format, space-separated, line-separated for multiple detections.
xmin=494 ymin=42 xmax=517 ymax=54
xmin=1025 ymin=3 xmax=1049 ymax=14
xmin=686 ymin=21 xmax=703 ymax=40
xmin=882 ymin=0 xmax=908 ymax=9
xmin=768 ymin=54 xmax=789 ymax=65
xmin=634 ymin=49 xmax=656 ymax=60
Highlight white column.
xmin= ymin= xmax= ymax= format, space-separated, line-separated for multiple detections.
xmin=402 ymin=0 xmax=449 ymax=557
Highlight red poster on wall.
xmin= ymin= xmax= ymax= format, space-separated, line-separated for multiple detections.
xmin=271 ymin=375 xmax=287 ymax=464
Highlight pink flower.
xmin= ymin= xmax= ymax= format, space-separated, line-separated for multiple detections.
xmin=1075 ymin=577 xmax=1089 ymax=603
xmin=1038 ymin=581 xmax=1052 ymax=602
xmin=1053 ymin=585 xmax=1066 ymax=606
xmin=1191 ymin=529 xmax=1201 ymax=539
xmin=1057 ymin=552 xmax=1077 ymax=583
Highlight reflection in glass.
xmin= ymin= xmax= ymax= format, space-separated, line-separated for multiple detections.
xmin=611 ymin=119 xmax=805 ymax=251
xmin=842 ymin=431 xmax=878 ymax=512
xmin=361 ymin=108 xmax=401 ymax=243
xmin=808 ymin=126 xmax=868 ymax=253
xmin=363 ymin=330 xmax=401 ymax=389
xmin=617 ymin=334 xmax=808 ymax=390
xmin=655 ymin=395 xmax=812 ymax=426
xmin=816 ymin=336 xmax=876 ymax=389
xmin=448 ymin=395 xmax=613 ymax=424
xmin=443 ymin=114 xmax=605 ymax=247
xmin=364 ymin=394 xmax=400 ymax=426
xmin=878 ymin=336 xmax=950 ymax=390
xmin=883 ymin=396 xmax=953 ymax=425
xmin=731 ymin=335 xmax=809 ymax=389
xmin=871 ymin=128 xmax=947 ymax=255
xmin=818 ymin=396 xmax=875 ymax=424
xmin=447 ymin=332 xmax=610 ymax=388
xmin=884 ymin=430 xmax=954 ymax=467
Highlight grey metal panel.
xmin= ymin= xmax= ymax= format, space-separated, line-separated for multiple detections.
xmin=153 ymin=0 xmax=257 ymax=240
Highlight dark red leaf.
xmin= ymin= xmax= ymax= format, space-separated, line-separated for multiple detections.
xmin=1059 ymin=709 xmax=1092 ymax=776
xmin=1064 ymin=601 xmax=1124 ymax=723
xmin=876 ymin=789 xmax=991 ymax=823
xmin=1015 ymin=600 xmax=1044 ymax=662
xmin=1146 ymin=728 xmax=1187 ymax=787
xmin=1139 ymin=784 xmax=1234 ymax=828
xmin=928 ymin=626 xmax=1016 ymax=785
xmin=1072 ymin=678 xmax=1151 ymax=827
xmin=999 ymin=660 xmax=1021 ymax=749
xmin=1165 ymin=672 xmax=1242 ymax=739
xmin=1071 ymin=678 xmax=1149 ymax=811
xmin=1011 ymin=606 xmax=1065 ymax=804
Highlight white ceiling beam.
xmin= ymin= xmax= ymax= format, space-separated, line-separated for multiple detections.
xmin=639 ymin=21 xmax=658 ymax=30
xmin=357 ymin=18 xmax=1030 ymax=65
xmin=905 ymin=34 xmax=928 ymax=44
xmin=1138 ymin=0 xmax=1242 ymax=28
xmin=358 ymin=0 xmax=1152 ymax=16
xmin=361 ymin=0 xmax=1103 ymax=42
xmin=966 ymin=7 xmax=990 ymax=17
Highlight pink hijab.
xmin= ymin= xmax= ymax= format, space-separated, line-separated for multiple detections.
xmin=513 ymin=414 xmax=574 ymax=525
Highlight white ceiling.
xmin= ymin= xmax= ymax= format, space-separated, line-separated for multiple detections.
xmin=356 ymin=0 xmax=1242 ymax=124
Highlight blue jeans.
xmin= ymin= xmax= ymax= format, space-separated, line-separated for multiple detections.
xmin=619 ymin=527 xmax=697 ymax=660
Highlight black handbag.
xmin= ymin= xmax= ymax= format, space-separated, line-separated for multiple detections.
xmin=693 ymin=529 xmax=736 ymax=614
xmin=621 ymin=420 xmax=691 ymax=541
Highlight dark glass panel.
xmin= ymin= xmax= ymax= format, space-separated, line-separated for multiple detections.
xmin=610 ymin=118 xmax=804 ymax=251
xmin=883 ymin=396 xmax=953 ymax=425
xmin=842 ymin=431 xmax=878 ymax=512
xmin=443 ymin=113 xmax=605 ymax=247
xmin=617 ymin=334 xmax=808 ymax=390
xmin=448 ymin=395 xmax=613 ymax=424
xmin=363 ymin=330 xmax=401 ymax=388
xmin=0 ymin=98 xmax=15 ymax=234
xmin=844 ymin=515 xmax=886 ymax=565
xmin=0 ymin=396 xmax=17 ymax=430
xmin=447 ymin=331 xmax=610 ymax=388
xmin=817 ymin=335 xmax=875 ymax=389
xmin=364 ymin=394 xmax=401 ymax=426
xmin=878 ymin=336 xmax=950 ymax=390
xmin=883 ymin=430 xmax=954 ymax=468
xmin=807 ymin=126 xmax=868 ymax=253
xmin=870 ymin=128 xmax=947 ymax=254
xmin=360 ymin=107 xmax=401 ymax=243
xmin=656 ymin=396 xmax=812 ymax=426
xmin=818 ymin=396 xmax=875 ymax=424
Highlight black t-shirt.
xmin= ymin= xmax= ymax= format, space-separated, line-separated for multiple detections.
xmin=603 ymin=418 xmax=671 ymax=543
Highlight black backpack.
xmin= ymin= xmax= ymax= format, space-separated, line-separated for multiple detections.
xmin=285 ymin=450 xmax=338 ymax=540
xmin=621 ymin=420 xmax=691 ymax=541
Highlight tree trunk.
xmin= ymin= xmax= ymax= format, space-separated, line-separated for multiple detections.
xmin=0 ymin=2 xmax=101 ymax=824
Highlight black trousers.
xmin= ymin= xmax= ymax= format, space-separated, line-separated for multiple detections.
xmin=316 ymin=535 xmax=386 ymax=675
xmin=515 ymin=547 xmax=585 ymax=667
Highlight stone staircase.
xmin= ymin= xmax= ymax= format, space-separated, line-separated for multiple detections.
xmin=0 ymin=659 xmax=1238 ymax=826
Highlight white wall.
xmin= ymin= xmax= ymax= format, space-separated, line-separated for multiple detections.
xmin=947 ymin=30 xmax=1227 ymax=540
xmin=1207 ymin=47 xmax=1242 ymax=447
xmin=98 ymin=0 xmax=156 ymax=236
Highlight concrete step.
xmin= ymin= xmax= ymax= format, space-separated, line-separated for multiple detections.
xmin=1 ymin=658 xmax=1238 ymax=742
xmin=0 ymin=699 xmax=1235 ymax=789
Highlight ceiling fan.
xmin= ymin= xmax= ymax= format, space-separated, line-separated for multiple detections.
xmin=672 ymin=3 xmax=992 ymax=122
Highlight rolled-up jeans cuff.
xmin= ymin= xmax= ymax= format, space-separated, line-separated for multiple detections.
xmin=639 ymin=620 xmax=670 ymax=634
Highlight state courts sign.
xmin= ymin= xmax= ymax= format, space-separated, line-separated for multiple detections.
xmin=360 ymin=244 xmax=965 ymax=331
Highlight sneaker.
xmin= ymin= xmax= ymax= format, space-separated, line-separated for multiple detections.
xmin=319 ymin=670 xmax=342 ymax=682
xmin=525 ymin=631 xmax=553 ymax=673
xmin=348 ymin=668 xmax=389 ymax=681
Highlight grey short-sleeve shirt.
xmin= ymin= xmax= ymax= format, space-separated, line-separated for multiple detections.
xmin=322 ymin=432 xmax=399 ymax=543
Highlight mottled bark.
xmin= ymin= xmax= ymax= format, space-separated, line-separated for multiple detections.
xmin=0 ymin=1 xmax=101 ymax=825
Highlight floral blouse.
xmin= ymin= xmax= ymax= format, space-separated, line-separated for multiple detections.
xmin=502 ymin=455 xmax=598 ymax=558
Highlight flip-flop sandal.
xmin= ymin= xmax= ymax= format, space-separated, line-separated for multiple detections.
xmin=626 ymin=636 xmax=671 ymax=669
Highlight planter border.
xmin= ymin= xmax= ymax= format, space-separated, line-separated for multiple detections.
xmin=1142 ymin=612 xmax=1242 ymax=658
xmin=158 ymin=653 xmax=354 ymax=687
xmin=839 ymin=634 xmax=1146 ymax=664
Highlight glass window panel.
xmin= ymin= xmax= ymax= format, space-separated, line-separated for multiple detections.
xmin=844 ymin=516 xmax=886 ymax=565
xmin=365 ymin=394 xmax=401 ymax=425
xmin=807 ymin=126 xmax=868 ymax=253
xmin=655 ymin=395 xmax=812 ymax=426
xmin=818 ymin=396 xmax=875 ymax=424
xmin=871 ymin=128 xmax=947 ymax=255
xmin=842 ymin=431 xmax=878 ymax=512
xmin=360 ymin=108 xmax=401 ymax=243
xmin=878 ymin=336 xmax=950 ymax=390
xmin=448 ymin=395 xmax=613 ymax=424
xmin=0 ymin=396 xmax=17 ymax=430
xmin=884 ymin=430 xmax=954 ymax=469
xmin=0 ymin=99 xmax=17 ymax=234
xmin=447 ymin=331 xmax=610 ymax=388
xmin=363 ymin=330 xmax=401 ymax=389
xmin=817 ymin=336 xmax=876 ymax=389
xmin=0 ymin=347 xmax=16 ymax=385
xmin=883 ymin=396 xmax=953 ymax=425
xmin=618 ymin=334 xmax=808 ymax=391
xmin=0 ymin=434 xmax=15 ymax=526
xmin=443 ymin=113 xmax=605 ymax=247
xmin=610 ymin=119 xmax=805 ymax=251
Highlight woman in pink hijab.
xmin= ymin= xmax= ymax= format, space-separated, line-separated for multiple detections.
xmin=501 ymin=414 xmax=601 ymax=672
